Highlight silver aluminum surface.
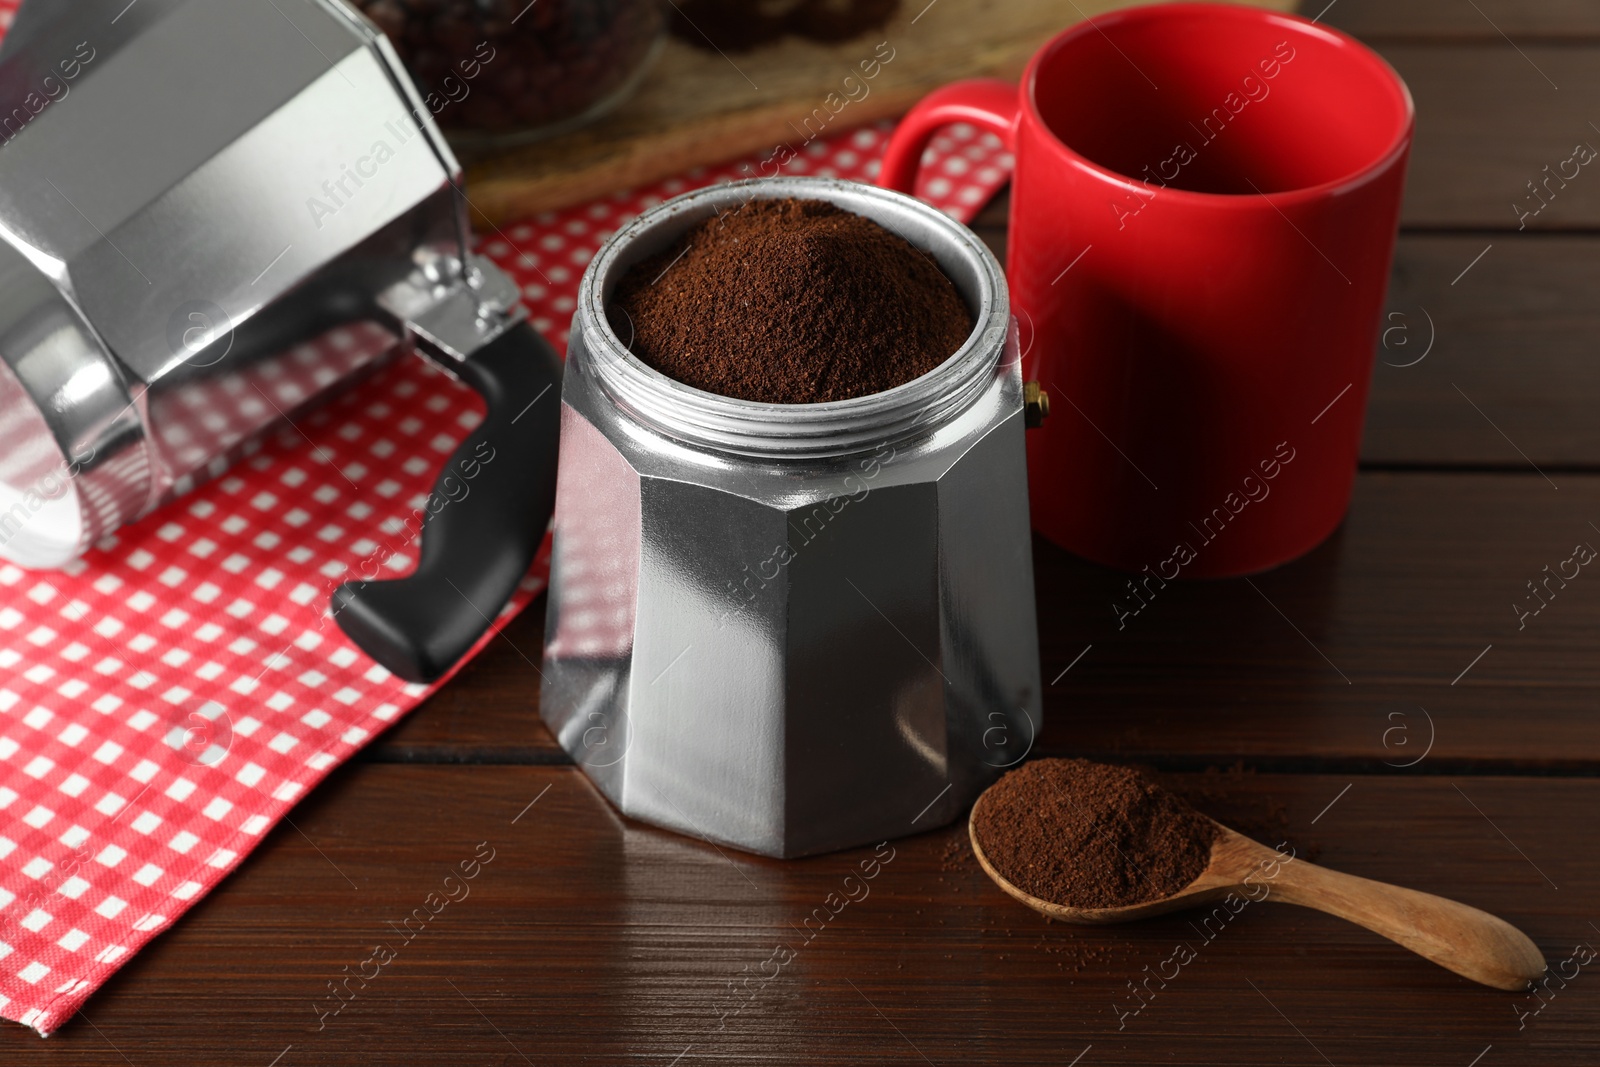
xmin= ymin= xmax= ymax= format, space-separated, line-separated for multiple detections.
xmin=542 ymin=177 xmax=1042 ymax=858
xmin=0 ymin=0 xmax=522 ymax=568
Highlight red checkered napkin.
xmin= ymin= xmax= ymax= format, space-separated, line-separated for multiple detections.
xmin=0 ymin=57 xmax=1014 ymax=1033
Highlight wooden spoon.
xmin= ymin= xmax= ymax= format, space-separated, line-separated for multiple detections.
xmin=970 ymin=811 xmax=1546 ymax=991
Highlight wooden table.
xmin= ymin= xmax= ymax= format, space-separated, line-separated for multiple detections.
xmin=10 ymin=2 xmax=1600 ymax=1063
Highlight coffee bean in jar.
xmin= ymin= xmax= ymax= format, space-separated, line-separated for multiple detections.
xmin=668 ymin=0 xmax=901 ymax=52
xmin=355 ymin=0 xmax=666 ymax=146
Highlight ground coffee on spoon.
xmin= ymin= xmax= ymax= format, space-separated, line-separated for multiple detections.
xmin=973 ymin=758 xmax=1219 ymax=909
xmin=609 ymin=197 xmax=973 ymax=404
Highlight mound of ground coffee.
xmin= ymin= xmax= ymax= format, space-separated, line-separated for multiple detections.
xmin=609 ymin=198 xmax=973 ymax=405
xmin=972 ymin=758 xmax=1218 ymax=909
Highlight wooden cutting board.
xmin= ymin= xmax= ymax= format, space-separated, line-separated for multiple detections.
xmin=463 ymin=0 xmax=1295 ymax=225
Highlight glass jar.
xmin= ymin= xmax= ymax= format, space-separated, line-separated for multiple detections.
xmin=355 ymin=0 xmax=666 ymax=148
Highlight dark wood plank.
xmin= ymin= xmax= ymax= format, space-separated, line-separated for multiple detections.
xmin=1363 ymin=235 xmax=1600 ymax=467
xmin=5 ymin=765 xmax=1592 ymax=1064
xmin=371 ymin=472 xmax=1600 ymax=769
xmin=1037 ymin=472 xmax=1600 ymax=769
xmin=1380 ymin=46 xmax=1600 ymax=230
xmin=367 ymin=605 xmax=557 ymax=764
xmin=1318 ymin=0 xmax=1600 ymax=41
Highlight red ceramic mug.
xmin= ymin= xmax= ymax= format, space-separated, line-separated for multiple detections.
xmin=881 ymin=3 xmax=1413 ymax=578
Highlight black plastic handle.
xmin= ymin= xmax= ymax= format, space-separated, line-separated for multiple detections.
xmin=332 ymin=321 xmax=563 ymax=683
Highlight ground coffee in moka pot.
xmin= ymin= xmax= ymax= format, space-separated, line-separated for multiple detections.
xmin=609 ymin=198 xmax=973 ymax=404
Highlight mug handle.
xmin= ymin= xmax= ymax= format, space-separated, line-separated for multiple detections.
xmin=878 ymin=79 xmax=1019 ymax=194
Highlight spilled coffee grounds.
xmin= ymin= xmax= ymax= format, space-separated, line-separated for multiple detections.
xmin=609 ymin=198 xmax=973 ymax=404
xmin=972 ymin=759 xmax=1218 ymax=909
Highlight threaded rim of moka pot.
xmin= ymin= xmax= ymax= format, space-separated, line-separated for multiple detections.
xmin=576 ymin=176 xmax=1010 ymax=460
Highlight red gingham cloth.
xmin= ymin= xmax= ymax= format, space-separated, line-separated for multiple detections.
xmin=0 ymin=8 xmax=1014 ymax=1035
